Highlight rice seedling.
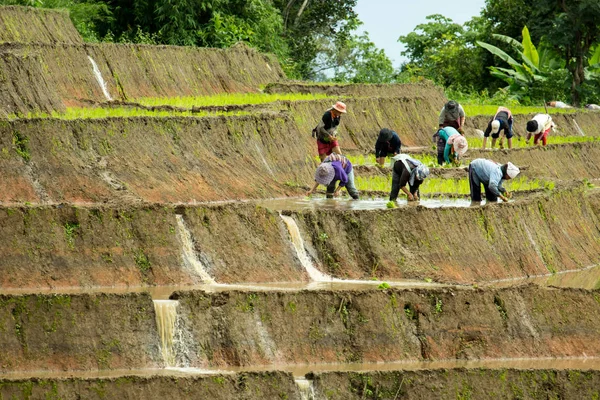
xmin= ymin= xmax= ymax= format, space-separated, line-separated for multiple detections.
xmin=467 ymin=135 xmax=600 ymax=149
xmin=464 ymin=104 xmax=580 ymax=116
xmin=355 ymin=175 xmax=554 ymax=195
xmin=135 ymin=92 xmax=335 ymax=108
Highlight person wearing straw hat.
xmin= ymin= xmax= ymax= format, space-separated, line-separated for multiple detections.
xmin=483 ymin=106 xmax=514 ymax=149
xmin=306 ymin=154 xmax=359 ymax=199
xmin=445 ymin=134 xmax=468 ymax=166
xmin=526 ymin=114 xmax=555 ymax=146
xmin=433 ymin=125 xmax=461 ymax=166
xmin=375 ymin=128 xmax=401 ymax=166
xmin=389 ymin=154 xmax=430 ymax=202
xmin=313 ymin=101 xmax=347 ymax=161
xmin=468 ymin=158 xmax=520 ymax=203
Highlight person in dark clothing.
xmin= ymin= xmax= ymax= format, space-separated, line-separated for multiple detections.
xmin=483 ymin=106 xmax=514 ymax=149
xmin=375 ymin=128 xmax=401 ymax=166
xmin=313 ymin=101 xmax=346 ymax=161
xmin=389 ymin=154 xmax=430 ymax=202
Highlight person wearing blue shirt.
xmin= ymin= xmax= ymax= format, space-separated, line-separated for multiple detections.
xmin=433 ymin=126 xmax=461 ymax=166
xmin=468 ymin=158 xmax=520 ymax=203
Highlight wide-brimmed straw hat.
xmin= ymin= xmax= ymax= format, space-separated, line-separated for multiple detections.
xmin=452 ymin=135 xmax=468 ymax=156
xmin=332 ymin=101 xmax=347 ymax=113
xmin=315 ymin=163 xmax=335 ymax=185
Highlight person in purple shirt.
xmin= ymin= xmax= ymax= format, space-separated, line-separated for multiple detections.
xmin=306 ymin=153 xmax=360 ymax=199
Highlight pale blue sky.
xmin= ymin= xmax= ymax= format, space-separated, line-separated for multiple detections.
xmin=355 ymin=0 xmax=486 ymax=67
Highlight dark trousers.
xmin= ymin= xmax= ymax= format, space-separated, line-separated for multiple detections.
xmin=435 ymin=135 xmax=446 ymax=166
xmin=389 ymin=161 xmax=419 ymax=201
xmin=469 ymin=165 xmax=498 ymax=202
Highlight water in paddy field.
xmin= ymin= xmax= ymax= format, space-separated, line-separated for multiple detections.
xmin=175 ymin=215 xmax=215 ymax=284
xmin=295 ymin=378 xmax=316 ymax=400
xmin=153 ymin=300 xmax=179 ymax=367
xmin=87 ymin=56 xmax=113 ymax=101
xmin=260 ymin=197 xmax=474 ymax=212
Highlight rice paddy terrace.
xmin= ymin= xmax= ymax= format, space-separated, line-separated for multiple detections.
xmin=3 ymin=6 xmax=600 ymax=400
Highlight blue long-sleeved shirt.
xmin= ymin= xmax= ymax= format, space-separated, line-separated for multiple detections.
xmin=331 ymin=160 xmax=352 ymax=187
xmin=470 ymin=158 xmax=506 ymax=197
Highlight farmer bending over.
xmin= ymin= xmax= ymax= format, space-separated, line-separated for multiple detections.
xmin=445 ymin=134 xmax=468 ymax=166
xmin=375 ymin=128 xmax=401 ymax=166
xmin=468 ymin=158 xmax=520 ymax=203
xmin=313 ymin=101 xmax=347 ymax=161
xmin=433 ymin=126 xmax=461 ymax=166
xmin=438 ymin=100 xmax=465 ymax=130
xmin=483 ymin=106 xmax=513 ymax=149
xmin=389 ymin=154 xmax=430 ymax=202
xmin=526 ymin=114 xmax=555 ymax=146
xmin=307 ymin=153 xmax=359 ymax=199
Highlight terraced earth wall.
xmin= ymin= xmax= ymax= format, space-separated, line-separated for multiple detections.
xmin=1 ymin=188 xmax=599 ymax=290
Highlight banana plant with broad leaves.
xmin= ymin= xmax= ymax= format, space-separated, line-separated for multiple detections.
xmin=477 ymin=26 xmax=564 ymax=99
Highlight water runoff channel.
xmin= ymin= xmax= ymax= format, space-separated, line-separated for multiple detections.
xmin=4 ymin=197 xmax=600 ymax=397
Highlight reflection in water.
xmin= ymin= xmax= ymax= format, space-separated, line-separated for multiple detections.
xmin=485 ymin=264 xmax=600 ymax=290
xmin=258 ymin=197 xmax=475 ymax=211
xmin=4 ymin=357 xmax=600 ymax=381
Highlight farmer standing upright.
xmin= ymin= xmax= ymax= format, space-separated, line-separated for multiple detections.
xmin=313 ymin=101 xmax=347 ymax=161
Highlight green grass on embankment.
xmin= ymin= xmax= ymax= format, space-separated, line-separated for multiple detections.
xmin=355 ymin=175 xmax=555 ymax=194
xmin=135 ymin=92 xmax=335 ymax=108
xmin=467 ymin=135 xmax=600 ymax=149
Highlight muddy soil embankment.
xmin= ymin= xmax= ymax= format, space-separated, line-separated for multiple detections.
xmin=0 ymin=293 xmax=161 ymax=373
xmin=0 ymin=6 xmax=82 ymax=45
xmin=0 ymin=373 xmax=299 ymax=400
xmin=2 ymin=189 xmax=600 ymax=289
xmin=173 ymin=285 xmax=600 ymax=367
xmin=466 ymin=112 xmax=600 ymax=138
xmin=0 ymin=42 xmax=284 ymax=114
xmin=316 ymin=369 xmax=600 ymax=399
xmin=286 ymin=95 xmax=441 ymax=150
xmin=0 ymin=115 xmax=313 ymax=204
xmin=467 ymin=142 xmax=600 ymax=180
xmin=0 ymin=204 xmax=307 ymax=290
xmin=4 ymin=369 xmax=600 ymax=399
xmin=292 ymin=188 xmax=600 ymax=283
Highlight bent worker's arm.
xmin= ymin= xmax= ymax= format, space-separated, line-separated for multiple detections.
xmin=337 ymin=168 xmax=348 ymax=187
xmin=488 ymin=171 xmax=509 ymax=201
xmin=459 ymin=105 xmax=466 ymax=128
xmin=306 ymin=181 xmax=319 ymax=196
